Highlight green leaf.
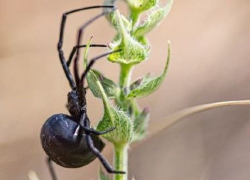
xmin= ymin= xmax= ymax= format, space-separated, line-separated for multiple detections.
xmin=129 ymin=73 xmax=150 ymax=91
xmin=96 ymin=81 xmax=133 ymax=144
xmin=107 ymin=33 xmax=121 ymax=50
xmin=107 ymin=12 xmax=132 ymax=32
xmin=134 ymin=0 xmax=173 ymax=37
xmin=136 ymin=36 xmax=148 ymax=45
xmin=99 ymin=168 xmax=111 ymax=180
xmin=103 ymin=0 xmax=117 ymax=5
xmin=132 ymin=107 xmax=150 ymax=141
xmin=87 ymin=70 xmax=118 ymax=99
xmin=126 ymin=41 xmax=171 ymax=99
xmin=108 ymin=38 xmax=148 ymax=65
xmin=103 ymin=0 xmax=132 ymax=31
xmin=108 ymin=10 xmax=149 ymax=65
xmin=83 ymin=37 xmax=93 ymax=69
xmin=97 ymin=105 xmax=133 ymax=144
xmin=127 ymin=0 xmax=159 ymax=12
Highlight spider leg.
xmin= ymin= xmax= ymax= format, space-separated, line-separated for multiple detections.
xmin=46 ymin=157 xmax=58 ymax=180
xmin=85 ymin=86 xmax=89 ymax=90
xmin=57 ymin=5 xmax=114 ymax=90
xmin=67 ymin=44 xmax=107 ymax=67
xmin=79 ymin=49 xmax=121 ymax=87
xmin=86 ymin=133 xmax=126 ymax=174
xmin=82 ymin=126 xmax=116 ymax=135
xmin=79 ymin=113 xmax=115 ymax=135
xmin=73 ymin=9 xmax=115 ymax=88
xmin=79 ymin=113 xmax=123 ymax=173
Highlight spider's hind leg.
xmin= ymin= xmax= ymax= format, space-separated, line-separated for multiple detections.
xmin=79 ymin=113 xmax=115 ymax=136
xmin=79 ymin=113 xmax=124 ymax=174
xmin=81 ymin=126 xmax=116 ymax=135
xmin=46 ymin=157 xmax=58 ymax=180
xmin=86 ymin=133 xmax=126 ymax=174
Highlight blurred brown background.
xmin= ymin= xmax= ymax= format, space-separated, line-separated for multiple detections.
xmin=1 ymin=0 xmax=250 ymax=180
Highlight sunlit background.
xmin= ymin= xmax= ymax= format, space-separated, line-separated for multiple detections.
xmin=1 ymin=0 xmax=250 ymax=180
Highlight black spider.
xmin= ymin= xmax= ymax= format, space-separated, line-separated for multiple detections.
xmin=40 ymin=5 xmax=125 ymax=180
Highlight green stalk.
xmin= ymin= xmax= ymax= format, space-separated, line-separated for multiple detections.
xmin=119 ymin=64 xmax=134 ymax=111
xmin=130 ymin=99 xmax=140 ymax=116
xmin=114 ymin=144 xmax=129 ymax=180
xmin=119 ymin=64 xmax=133 ymax=88
xmin=114 ymin=63 xmax=132 ymax=180
xmin=130 ymin=10 xmax=140 ymax=27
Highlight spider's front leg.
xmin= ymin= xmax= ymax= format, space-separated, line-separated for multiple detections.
xmin=57 ymin=5 xmax=114 ymax=90
xmin=67 ymin=44 xmax=107 ymax=67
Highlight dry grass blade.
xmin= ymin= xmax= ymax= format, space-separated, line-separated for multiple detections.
xmin=150 ymin=100 xmax=250 ymax=138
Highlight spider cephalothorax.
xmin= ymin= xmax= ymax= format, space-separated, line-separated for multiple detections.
xmin=40 ymin=5 xmax=124 ymax=180
xmin=66 ymin=89 xmax=86 ymax=118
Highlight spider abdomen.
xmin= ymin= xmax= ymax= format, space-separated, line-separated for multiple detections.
xmin=40 ymin=114 xmax=105 ymax=168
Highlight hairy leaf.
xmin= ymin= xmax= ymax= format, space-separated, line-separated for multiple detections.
xmin=134 ymin=0 xmax=173 ymax=37
xmin=108 ymin=10 xmax=148 ymax=65
xmin=126 ymin=41 xmax=171 ymax=99
xmin=127 ymin=0 xmax=159 ymax=12
xmin=97 ymin=106 xmax=133 ymax=144
xmin=103 ymin=0 xmax=132 ymax=31
xmin=132 ymin=107 xmax=150 ymax=141
xmin=96 ymin=81 xmax=133 ymax=144
xmin=87 ymin=70 xmax=118 ymax=99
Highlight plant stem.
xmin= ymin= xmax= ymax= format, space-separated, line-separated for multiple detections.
xmin=130 ymin=10 xmax=140 ymax=27
xmin=114 ymin=144 xmax=128 ymax=180
xmin=119 ymin=64 xmax=133 ymax=88
xmin=130 ymin=99 xmax=140 ymax=116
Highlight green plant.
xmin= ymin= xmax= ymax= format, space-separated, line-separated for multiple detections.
xmin=29 ymin=1 xmax=250 ymax=180
xmin=84 ymin=1 xmax=173 ymax=180
xmin=86 ymin=1 xmax=250 ymax=180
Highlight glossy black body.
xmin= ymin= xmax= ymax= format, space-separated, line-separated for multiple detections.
xmin=41 ymin=114 xmax=104 ymax=168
